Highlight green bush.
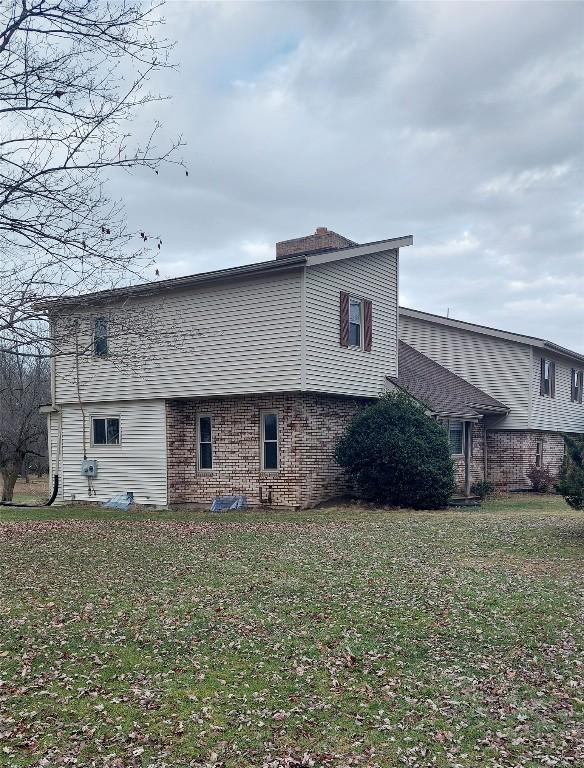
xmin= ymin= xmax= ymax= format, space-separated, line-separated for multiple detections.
xmin=471 ymin=480 xmax=494 ymax=499
xmin=335 ymin=391 xmax=455 ymax=509
xmin=556 ymin=434 xmax=584 ymax=510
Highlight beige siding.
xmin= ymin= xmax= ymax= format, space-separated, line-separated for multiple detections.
xmin=54 ymin=270 xmax=303 ymax=404
xmin=399 ymin=313 xmax=531 ymax=429
xmin=530 ymin=353 xmax=584 ymax=432
xmin=57 ymin=400 xmax=167 ymax=506
xmin=304 ymin=250 xmax=399 ymax=396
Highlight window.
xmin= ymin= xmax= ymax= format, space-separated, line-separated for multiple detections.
xmin=349 ymin=297 xmax=362 ymax=347
xmin=92 ymin=417 xmax=119 ymax=445
xmin=198 ymin=415 xmax=213 ymax=470
xmin=447 ymin=420 xmax=464 ymax=455
xmin=339 ymin=292 xmax=372 ymax=351
xmin=571 ymin=369 xmax=583 ymax=404
xmin=535 ymin=439 xmax=543 ymax=468
xmin=540 ymin=358 xmax=555 ymax=398
xmin=261 ymin=412 xmax=279 ymax=470
xmin=94 ymin=317 xmax=108 ymax=357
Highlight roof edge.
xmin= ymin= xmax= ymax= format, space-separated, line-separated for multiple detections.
xmin=400 ymin=306 xmax=584 ymax=365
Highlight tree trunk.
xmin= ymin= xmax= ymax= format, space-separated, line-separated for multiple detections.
xmin=1 ymin=468 xmax=19 ymax=502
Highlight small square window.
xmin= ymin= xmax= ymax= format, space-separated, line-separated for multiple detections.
xmin=92 ymin=417 xmax=119 ymax=445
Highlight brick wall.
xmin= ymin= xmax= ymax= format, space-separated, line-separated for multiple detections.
xmin=486 ymin=430 xmax=565 ymax=489
xmin=166 ymin=393 xmax=367 ymax=508
xmin=276 ymin=228 xmax=355 ymax=259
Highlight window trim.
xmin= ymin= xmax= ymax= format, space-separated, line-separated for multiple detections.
xmin=94 ymin=317 xmax=108 ymax=358
xmin=540 ymin=357 xmax=555 ymax=398
xmin=447 ymin=419 xmax=465 ymax=457
xmin=260 ymin=410 xmax=279 ymax=472
xmin=91 ymin=415 xmax=121 ymax=446
xmin=197 ymin=414 xmax=213 ymax=471
xmin=348 ymin=296 xmax=364 ymax=349
xmin=571 ymin=368 xmax=583 ymax=404
xmin=535 ymin=438 xmax=543 ymax=468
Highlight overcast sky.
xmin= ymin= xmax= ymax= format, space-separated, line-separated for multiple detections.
xmin=117 ymin=1 xmax=584 ymax=352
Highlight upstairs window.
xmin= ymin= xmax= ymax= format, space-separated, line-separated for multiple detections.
xmin=339 ymin=292 xmax=373 ymax=351
xmin=349 ymin=298 xmax=362 ymax=347
xmin=540 ymin=358 xmax=555 ymax=398
xmin=198 ymin=415 xmax=213 ymax=470
xmin=571 ymin=369 xmax=583 ymax=404
xmin=94 ymin=317 xmax=108 ymax=357
xmin=92 ymin=416 xmax=120 ymax=445
xmin=261 ymin=412 xmax=279 ymax=471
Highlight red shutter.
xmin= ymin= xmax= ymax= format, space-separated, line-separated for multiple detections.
xmin=571 ymin=369 xmax=576 ymax=402
xmin=579 ymin=371 xmax=583 ymax=404
xmin=363 ymin=299 xmax=373 ymax=352
xmin=339 ymin=292 xmax=349 ymax=347
xmin=550 ymin=361 xmax=556 ymax=398
xmin=540 ymin=358 xmax=546 ymax=396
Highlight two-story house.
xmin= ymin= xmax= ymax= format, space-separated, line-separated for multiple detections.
xmin=41 ymin=227 xmax=584 ymax=507
xmin=43 ymin=229 xmax=413 ymax=508
xmin=399 ymin=307 xmax=584 ymax=489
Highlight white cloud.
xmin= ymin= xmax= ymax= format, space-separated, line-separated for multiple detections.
xmin=110 ymin=1 xmax=584 ymax=352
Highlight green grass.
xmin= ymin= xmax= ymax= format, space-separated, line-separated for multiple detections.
xmin=1 ymin=495 xmax=583 ymax=767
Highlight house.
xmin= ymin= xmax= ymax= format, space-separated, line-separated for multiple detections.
xmin=41 ymin=227 xmax=583 ymax=508
xmin=42 ymin=228 xmax=412 ymax=508
xmin=399 ymin=307 xmax=584 ymax=489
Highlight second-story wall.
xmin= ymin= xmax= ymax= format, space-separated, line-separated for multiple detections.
xmin=399 ymin=312 xmax=531 ymax=429
xmin=530 ymin=351 xmax=584 ymax=432
xmin=54 ymin=268 xmax=304 ymax=404
xmin=304 ymin=249 xmax=399 ymax=397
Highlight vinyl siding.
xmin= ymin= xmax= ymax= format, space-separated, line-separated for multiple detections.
xmin=530 ymin=354 xmax=584 ymax=432
xmin=56 ymin=400 xmax=167 ymax=505
xmin=54 ymin=270 xmax=303 ymax=404
xmin=304 ymin=249 xmax=398 ymax=396
xmin=399 ymin=313 xmax=531 ymax=429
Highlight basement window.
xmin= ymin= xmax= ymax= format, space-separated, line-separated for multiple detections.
xmin=198 ymin=415 xmax=213 ymax=470
xmin=92 ymin=417 xmax=120 ymax=445
xmin=261 ymin=412 xmax=279 ymax=471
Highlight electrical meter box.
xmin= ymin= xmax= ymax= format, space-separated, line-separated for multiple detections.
xmin=81 ymin=459 xmax=98 ymax=478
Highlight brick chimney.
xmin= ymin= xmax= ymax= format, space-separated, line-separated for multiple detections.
xmin=276 ymin=227 xmax=357 ymax=260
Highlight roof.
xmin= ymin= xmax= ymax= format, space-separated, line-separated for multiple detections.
xmin=388 ymin=341 xmax=509 ymax=419
xmin=400 ymin=306 xmax=584 ymax=365
xmin=37 ymin=235 xmax=413 ymax=311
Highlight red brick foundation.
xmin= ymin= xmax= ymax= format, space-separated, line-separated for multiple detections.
xmin=486 ymin=430 xmax=565 ymax=489
xmin=166 ymin=393 xmax=368 ymax=508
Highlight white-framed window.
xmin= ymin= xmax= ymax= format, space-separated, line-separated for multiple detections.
xmin=349 ymin=297 xmax=363 ymax=348
xmin=540 ymin=358 xmax=555 ymax=397
xmin=261 ymin=411 xmax=279 ymax=471
xmin=571 ymin=368 xmax=583 ymax=404
xmin=198 ymin=415 xmax=213 ymax=470
xmin=94 ymin=317 xmax=108 ymax=357
xmin=535 ymin=438 xmax=543 ymax=468
xmin=447 ymin=420 xmax=464 ymax=456
xmin=92 ymin=416 xmax=120 ymax=445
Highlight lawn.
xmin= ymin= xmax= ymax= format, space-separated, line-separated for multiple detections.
xmin=0 ymin=496 xmax=582 ymax=768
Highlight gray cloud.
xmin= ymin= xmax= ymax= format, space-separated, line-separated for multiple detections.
xmin=113 ymin=0 xmax=584 ymax=351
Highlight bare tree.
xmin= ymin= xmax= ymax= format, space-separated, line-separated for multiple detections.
xmin=0 ymin=347 xmax=50 ymax=501
xmin=0 ymin=0 xmax=184 ymax=356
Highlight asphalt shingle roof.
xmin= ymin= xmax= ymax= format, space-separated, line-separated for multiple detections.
xmin=389 ymin=341 xmax=509 ymax=419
